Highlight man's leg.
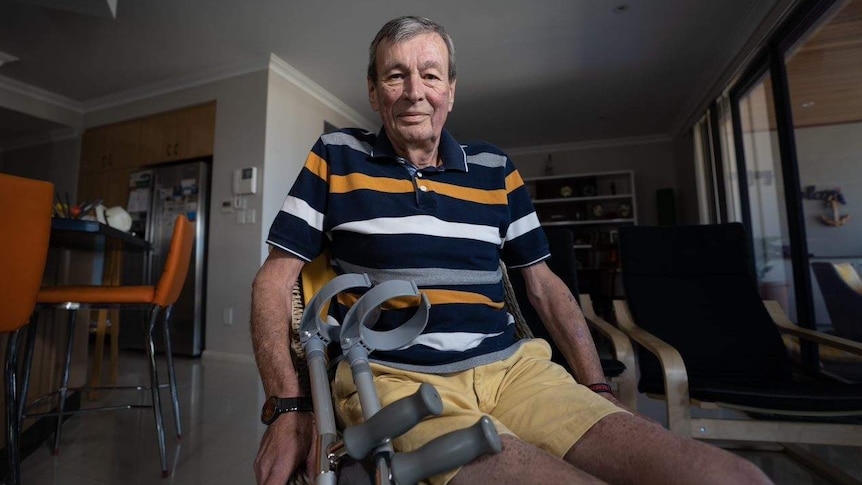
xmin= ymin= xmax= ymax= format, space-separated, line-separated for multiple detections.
xmin=450 ymin=435 xmax=607 ymax=485
xmin=565 ymin=413 xmax=773 ymax=485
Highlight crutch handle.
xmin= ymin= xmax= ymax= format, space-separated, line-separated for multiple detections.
xmin=342 ymin=383 xmax=443 ymax=460
xmin=389 ymin=416 xmax=502 ymax=485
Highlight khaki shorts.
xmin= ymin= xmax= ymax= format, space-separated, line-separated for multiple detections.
xmin=332 ymin=339 xmax=626 ymax=485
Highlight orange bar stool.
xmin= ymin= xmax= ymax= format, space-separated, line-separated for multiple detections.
xmin=0 ymin=173 xmax=54 ymax=485
xmin=26 ymin=215 xmax=194 ymax=478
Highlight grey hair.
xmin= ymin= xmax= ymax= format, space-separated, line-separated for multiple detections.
xmin=367 ymin=16 xmax=457 ymax=83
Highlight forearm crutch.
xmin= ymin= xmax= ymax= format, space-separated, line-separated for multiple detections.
xmin=300 ymin=273 xmax=372 ymax=485
xmin=340 ymin=281 xmax=502 ymax=485
xmin=300 ymin=275 xmax=444 ymax=485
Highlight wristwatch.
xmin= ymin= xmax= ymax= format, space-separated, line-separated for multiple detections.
xmin=260 ymin=396 xmax=314 ymax=425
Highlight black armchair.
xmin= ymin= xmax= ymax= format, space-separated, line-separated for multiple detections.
xmin=614 ymin=223 xmax=862 ymax=476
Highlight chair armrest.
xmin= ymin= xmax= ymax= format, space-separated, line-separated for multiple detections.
xmin=763 ymin=300 xmax=862 ymax=356
xmin=613 ymin=300 xmax=692 ymax=434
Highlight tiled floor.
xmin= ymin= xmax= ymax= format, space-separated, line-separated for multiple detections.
xmin=18 ymin=351 xmax=862 ymax=484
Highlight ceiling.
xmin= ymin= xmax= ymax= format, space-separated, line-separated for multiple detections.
xmin=0 ymin=0 xmax=787 ymax=150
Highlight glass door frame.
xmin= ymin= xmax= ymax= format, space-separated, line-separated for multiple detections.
xmin=727 ymin=0 xmax=841 ymax=370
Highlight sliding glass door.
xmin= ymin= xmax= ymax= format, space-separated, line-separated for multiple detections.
xmin=783 ymin=0 xmax=862 ymax=333
xmin=734 ymin=74 xmax=796 ymax=318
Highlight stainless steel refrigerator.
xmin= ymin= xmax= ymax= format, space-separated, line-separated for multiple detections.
xmin=122 ymin=160 xmax=209 ymax=357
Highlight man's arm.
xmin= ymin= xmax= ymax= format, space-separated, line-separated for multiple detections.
xmin=519 ymin=262 xmax=606 ymax=387
xmin=251 ymin=249 xmax=312 ymax=484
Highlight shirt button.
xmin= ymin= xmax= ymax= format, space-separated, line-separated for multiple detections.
xmin=416 ymin=172 xmax=423 ymax=178
xmin=418 ymin=185 xmax=428 ymax=192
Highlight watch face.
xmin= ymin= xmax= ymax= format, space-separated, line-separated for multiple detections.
xmin=261 ymin=397 xmax=278 ymax=424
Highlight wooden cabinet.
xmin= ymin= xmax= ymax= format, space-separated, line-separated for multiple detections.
xmin=139 ymin=102 xmax=216 ymax=165
xmin=525 ymin=170 xmax=637 ymax=271
xmin=78 ymin=102 xmax=216 ymax=208
xmin=79 ymin=121 xmax=142 ymax=174
xmin=77 ymin=168 xmax=133 ymax=208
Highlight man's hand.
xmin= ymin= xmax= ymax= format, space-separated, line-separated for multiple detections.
xmin=254 ymin=412 xmax=316 ymax=484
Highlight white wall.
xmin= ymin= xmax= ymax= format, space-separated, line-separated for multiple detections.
xmin=0 ymin=137 xmax=81 ymax=198
xmin=797 ymin=121 xmax=862 ymax=258
xmin=510 ymin=140 xmax=677 ymax=226
xmin=0 ymin=81 xmax=83 ymax=132
xmin=260 ymin=70 xmax=371 ymax=265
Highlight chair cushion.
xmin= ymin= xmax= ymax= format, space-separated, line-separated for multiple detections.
xmin=643 ymin=379 xmax=862 ymax=413
xmin=37 ymin=285 xmax=156 ymax=304
xmin=620 ymin=224 xmax=794 ymax=391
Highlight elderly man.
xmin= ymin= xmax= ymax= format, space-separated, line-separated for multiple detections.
xmin=252 ymin=16 xmax=772 ymax=485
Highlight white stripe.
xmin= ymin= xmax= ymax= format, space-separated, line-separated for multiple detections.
xmin=402 ymin=330 xmax=505 ymax=352
xmin=333 ymin=215 xmax=502 ymax=245
xmin=281 ymin=196 xmax=324 ymax=231
xmin=505 ymin=212 xmax=541 ymax=242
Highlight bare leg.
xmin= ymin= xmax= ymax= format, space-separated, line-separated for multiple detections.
xmin=565 ymin=413 xmax=773 ymax=485
xmin=450 ymin=435 xmax=607 ymax=485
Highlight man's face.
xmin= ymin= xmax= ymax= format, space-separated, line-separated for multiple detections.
xmin=368 ymin=33 xmax=456 ymax=155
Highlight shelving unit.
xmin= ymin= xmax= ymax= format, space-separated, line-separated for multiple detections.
xmin=524 ymin=171 xmax=636 ymax=313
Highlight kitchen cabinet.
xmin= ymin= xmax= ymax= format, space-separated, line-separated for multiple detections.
xmin=79 ymin=121 xmax=142 ymax=174
xmin=77 ymin=168 xmax=133 ymax=208
xmin=139 ymin=102 xmax=216 ymax=165
xmin=78 ymin=102 xmax=216 ymax=208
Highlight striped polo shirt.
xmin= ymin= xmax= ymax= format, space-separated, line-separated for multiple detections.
xmin=267 ymin=128 xmax=550 ymax=373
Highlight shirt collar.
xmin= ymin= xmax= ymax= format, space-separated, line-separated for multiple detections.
xmin=369 ymin=127 xmax=468 ymax=172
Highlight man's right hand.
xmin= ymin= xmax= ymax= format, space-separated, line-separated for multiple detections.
xmin=254 ymin=412 xmax=316 ymax=484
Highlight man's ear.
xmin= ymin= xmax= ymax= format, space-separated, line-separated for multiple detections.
xmin=448 ymin=79 xmax=457 ymax=112
xmin=368 ymin=78 xmax=379 ymax=112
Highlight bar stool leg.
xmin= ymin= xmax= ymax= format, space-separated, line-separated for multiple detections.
xmin=161 ymin=305 xmax=182 ymax=439
xmin=5 ymin=330 xmax=22 ymax=485
xmin=145 ymin=306 xmax=169 ymax=477
xmin=53 ymin=310 xmax=77 ymax=455
xmin=18 ymin=315 xmax=39 ymax=428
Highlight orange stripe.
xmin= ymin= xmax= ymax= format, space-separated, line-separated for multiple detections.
xmin=505 ymin=171 xmax=524 ymax=194
xmin=423 ymin=180 xmax=508 ymax=205
xmin=330 ymin=173 xmax=414 ymax=194
xmin=304 ymin=152 xmax=329 ymax=181
xmin=337 ymin=289 xmax=504 ymax=310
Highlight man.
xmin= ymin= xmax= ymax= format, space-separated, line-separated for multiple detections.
xmin=252 ymin=16 xmax=772 ymax=485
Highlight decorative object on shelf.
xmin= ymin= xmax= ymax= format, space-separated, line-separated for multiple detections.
xmin=544 ymin=154 xmax=554 ymax=176
xmin=802 ymin=186 xmax=850 ymax=227
xmin=619 ymin=203 xmax=632 ymax=219
xmin=560 ymin=185 xmax=573 ymax=197
xmin=582 ymin=184 xmax=597 ymax=197
xmin=591 ymin=203 xmax=605 ymax=219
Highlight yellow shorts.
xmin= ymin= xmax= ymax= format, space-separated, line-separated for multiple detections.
xmin=332 ymin=339 xmax=626 ymax=485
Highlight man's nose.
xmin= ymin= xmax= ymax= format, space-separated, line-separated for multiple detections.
xmin=402 ymin=72 xmax=424 ymax=102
